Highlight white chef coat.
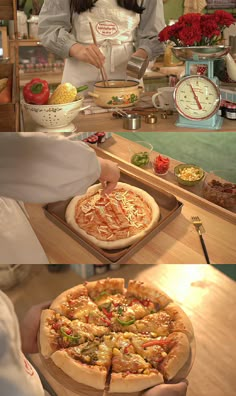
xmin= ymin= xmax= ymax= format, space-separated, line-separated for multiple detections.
xmin=0 ymin=133 xmax=101 ymax=264
xmin=0 ymin=290 xmax=45 ymax=396
xmin=62 ymin=0 xmax=140 ymax=88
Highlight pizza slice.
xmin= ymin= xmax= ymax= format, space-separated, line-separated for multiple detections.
xmin=129 ymin=332 xmax=190 ymax=380
xmin=85 ymin=278 xmax=125 ymax=301
xmin=109 ymin=333 xmax=164 ymax=393
xmin=50 ymin=335 xmax=115 ymax=390
xmin=50 ymin=284 xmax=112 ymax=326
xmin=163 ymin=303 xmax=194 ymax=341
xmin=126 ymin=280 xmax=173 ymax=310
xmin=39 ymin=309 xmax=110 ymax=358
xmin=124 ymin=303 xmax=194 ymax=341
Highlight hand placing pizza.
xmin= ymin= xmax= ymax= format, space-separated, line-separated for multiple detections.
xmin=142 ymin=381 xmax=188 ymax=396
xmin=98 ymin=158 xmax=120 ymax=194
xmin=20 ymin=301 xmax=51 ymax=354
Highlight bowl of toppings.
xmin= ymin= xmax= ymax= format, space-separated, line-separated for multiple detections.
xmin=174 ymin=164 xmax=205 ymax=186
xmin=202 ymin=170 xmax=236 ymax=211
xmin=129 ymin=141 xmax=153 ymax=168
xmin=153 ymin=154 xmax=170 ymax=176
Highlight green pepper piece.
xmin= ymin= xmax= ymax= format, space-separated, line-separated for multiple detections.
xmin=60 ymin=327 xmax=80 ymax=342
xmin=117 ymin=317 xmax=136 ymax=326
xmin=95 ymin=291 xmax=109 ymax=301
xmin=117 ymin=306 xmax=123 ymax=315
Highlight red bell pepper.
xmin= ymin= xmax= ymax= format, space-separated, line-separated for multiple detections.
xmin=142 ymin=340 xmax=170 ymax=348
xmin=153 ymin=155 xmax=170 ymax=175
xmin=23 ymin=78 xmax=50 ymax=105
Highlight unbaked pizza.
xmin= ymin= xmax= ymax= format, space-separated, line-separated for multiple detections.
xmin=39 ymin=278 xmax=194 ymax=393
xmin=65 ymin=182 xmax=160 ymax=250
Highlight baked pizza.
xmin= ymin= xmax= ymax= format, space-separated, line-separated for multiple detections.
xmin=65 ymin=182 xmax=160 ymax=250
xmin=39 ymin=278 xmax=194 ymax=393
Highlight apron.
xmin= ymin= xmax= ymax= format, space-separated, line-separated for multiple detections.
xmin=0 ymin=198 xmax=49 ymax=264
xmin=0 ymin=291 xmax=45 ymax=396
xmin=62 ymin=0 xmax=140 ymax=88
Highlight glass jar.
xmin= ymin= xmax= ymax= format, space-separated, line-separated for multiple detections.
xmin=27 ymin=15 xmax=39 ymax=39
xmin=17 ymin=10 xmax=28 ymax=39
xmin=225 ymin=102 xmax=236 ymax=120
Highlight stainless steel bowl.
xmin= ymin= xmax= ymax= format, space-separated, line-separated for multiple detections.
xmin=172 ymin=46 xmax=230 ymax=61
xmin=126 ymin=55 xmax=149 ymax=79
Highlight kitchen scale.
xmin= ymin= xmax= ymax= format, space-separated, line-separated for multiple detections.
xmin=172 ymin=46 xmax=230 ymax=130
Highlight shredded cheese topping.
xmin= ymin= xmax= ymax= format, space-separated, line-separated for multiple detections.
xmin=75 ymin=188 xmax=152 ymax=242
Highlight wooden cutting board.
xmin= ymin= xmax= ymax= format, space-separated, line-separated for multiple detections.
xmin=40 ymin=355 xmax=141 ymax=396
xmin=39 ymin=337 xmax=195 ymax=396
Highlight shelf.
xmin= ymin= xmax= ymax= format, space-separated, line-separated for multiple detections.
xmin=9 ymin=38 xmax=42 ymax=47
xmin=19 ymin=71 xmax=63 ymax=87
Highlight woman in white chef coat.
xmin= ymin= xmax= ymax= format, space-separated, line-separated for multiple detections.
xmin=0 ymin=132 xmax=120 ymax=265
xmin=38 ymin=0 xmax=165 ymax=88
xmin=0 ymin=290 xmax=188 ymax=396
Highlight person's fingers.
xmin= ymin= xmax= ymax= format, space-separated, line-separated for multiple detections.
xmin=37 ymin=300 xmax=52 ymax=310
xmin=86 ymin=46 xmax=105 ymax=68
xmin=143 ymin=381 xmax=188 ymax=396
xmin=102 ymin=181 xmax=118 ymax=195
xmin=174 ymin=381 xmax=188 ymax=393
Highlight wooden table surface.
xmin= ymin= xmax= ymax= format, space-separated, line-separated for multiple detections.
xmin=6 ymin=263 xmax=236 ymax=396
xmin=21 ymin=99 xmax=236 ymax=133
xmin=25 ymin=135 xmax=236 ymax=265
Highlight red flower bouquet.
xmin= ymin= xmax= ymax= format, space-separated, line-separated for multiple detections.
xmin=159 ymin=11 xmax=235 ymax=47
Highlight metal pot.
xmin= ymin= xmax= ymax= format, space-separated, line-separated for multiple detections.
xmin=88 ymin=79 xmax=142 ymax=108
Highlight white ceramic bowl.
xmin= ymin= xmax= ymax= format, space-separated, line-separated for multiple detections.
xmin=21 ymin=97 xmax=85 ymax=129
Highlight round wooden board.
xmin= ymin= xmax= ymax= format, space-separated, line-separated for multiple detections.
xmin=39 ymin=338 xmax=195 ymax=395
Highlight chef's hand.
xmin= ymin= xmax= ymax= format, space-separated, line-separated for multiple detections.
xmin=99 ymin=158 xmax=120 ymax=194
xmin=19 ymin=301 xmax=51 ymax=354
xmin=69 ymin=43 xmax=105 ymax=68
xmin=132 ymin=48 xmax=148 ymax=60
xmin=143 ymin=381 xmax=188 ymax=396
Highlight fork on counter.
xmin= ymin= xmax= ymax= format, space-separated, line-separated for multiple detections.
xmin=191 ymin=216 xmax=211 ymax=264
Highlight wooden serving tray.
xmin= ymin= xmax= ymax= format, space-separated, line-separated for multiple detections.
xmin=44 ymin=169 xmax=183 ymax=264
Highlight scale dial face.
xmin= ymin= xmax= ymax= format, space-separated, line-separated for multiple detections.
xmin=174 ymin=75 xmax=221 ymax=120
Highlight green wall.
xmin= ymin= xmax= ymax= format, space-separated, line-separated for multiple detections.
xmin=23 ymin=0 xmax=185 ymax=21
xmin=24 ymin=0 xmax=44 ymax=17
xmin=23 ymin=1 xmax=235 ymax=23
xmin=163 ymin=0 xmax=184 ymax=24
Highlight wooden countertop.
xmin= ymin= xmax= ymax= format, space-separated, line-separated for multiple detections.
xmin=6 ymin=263 xmax=236 ymax=396
xmin=21 ymin=96 xmax=236 ymax=133
xmin=25 ymin=135 xmax=236 ymax=265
